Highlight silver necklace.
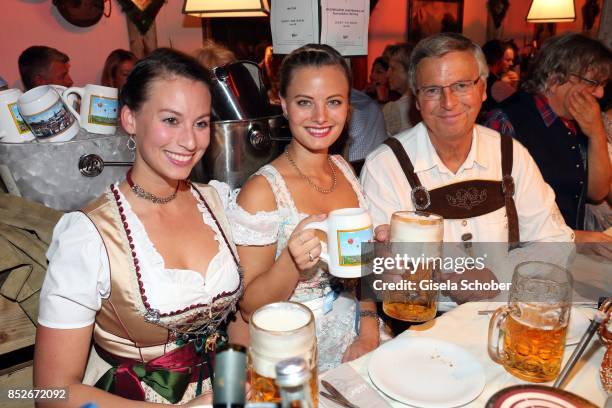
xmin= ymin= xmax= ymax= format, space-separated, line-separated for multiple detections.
xmin=126 ymin=168 xmax=179 ymax=204
xmin=284 ymin=148 xmax=337 ymax=194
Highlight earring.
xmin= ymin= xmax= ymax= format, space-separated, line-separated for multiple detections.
xmin=127 ymin=135 xmax=136 ymax=151
xmin=282 ymin=112 xmax=288 ymax=119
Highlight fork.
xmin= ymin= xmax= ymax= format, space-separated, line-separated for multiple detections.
xmin=321 ymin=380 xmax=360 ymax=408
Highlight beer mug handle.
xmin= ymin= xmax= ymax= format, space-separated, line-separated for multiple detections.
xmin=487 ymin=306 xmax=510 ymax=365
xmin=302 ymin=221 xmax=330 ymax=264
xmin=62 ymin=87 xmax=83 ymax=122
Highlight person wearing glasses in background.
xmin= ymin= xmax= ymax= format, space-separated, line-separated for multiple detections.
xmin=361 ymin=33 xmax=573 ymax=305
xmin=484 ymin=34 xmax=611 ymax=250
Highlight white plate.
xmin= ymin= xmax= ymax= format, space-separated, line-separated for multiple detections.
xmin=368 ymin=337 xmax=485 ymax=408
xmin=566 ymin=307 xmax=591 ymax=346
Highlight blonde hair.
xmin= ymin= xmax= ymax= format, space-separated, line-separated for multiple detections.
xmin=194 ymin=41 xmax=237 ymax=70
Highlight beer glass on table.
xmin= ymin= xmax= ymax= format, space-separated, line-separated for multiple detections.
xmin=249 ymin=302 xmax=318 ymax=404
xmin=488 ymin=261 xmax=572 ymax=382
xmin=382 ymin=211 xmax=443 ymax=322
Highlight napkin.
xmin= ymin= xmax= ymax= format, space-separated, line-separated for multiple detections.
xmin=319 ymin=363 xmax=390 ymax=407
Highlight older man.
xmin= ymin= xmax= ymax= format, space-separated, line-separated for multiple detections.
xmin=361 ymin=33 xmax=574 ymax=310
xmin=361 ymin=33 xmax=573 ymax=244
xmin=484 ymin=34 xmax=611 ymax=243
xmin=18 ymin=46 xmax=74 ymax=91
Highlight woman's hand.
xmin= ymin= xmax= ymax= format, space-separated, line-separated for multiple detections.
xmin=287 ymin=214 xmax=327 ymax=271
xmin=341 ymin=335 xmax=379 ymax=362
xmin=185 ymin=391 xmax=213 ymax=407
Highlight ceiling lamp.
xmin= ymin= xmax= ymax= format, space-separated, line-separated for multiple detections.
xmin=183 ymin=0 xmax=270 ymax=18
xmin=526 ymin=0 xmax=575 ymax=23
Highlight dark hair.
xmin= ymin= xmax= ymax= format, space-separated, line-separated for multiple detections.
xmin=101 ymin=49 xmax=137 ymax=87
xmin=481 ymin=40 xmax=505 ymax=66
xmin=278 ymin=44 xmax=351 ymax=98
xmin=120 ymin=48 xmax=212 ymax=112
xmin=372 ymin=56 xmax=389 ymax=71
xmin=482 ymin=40 xmax=516 ymax=66
xmin=18 ymin=46 xmax=69 ymax=90
xmin=522 ymin=33 xmax=611 ymax=94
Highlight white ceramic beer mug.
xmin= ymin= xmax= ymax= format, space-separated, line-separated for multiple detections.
xmin=17 ymin=85 xmax=79 ymax=142
xmin=0 ymin=89 xmax=34 ymax=143
xmin=303 ymin=208 xmax=373 ymax=278
xmin=62 ymin=84 xmax=118 ymax=134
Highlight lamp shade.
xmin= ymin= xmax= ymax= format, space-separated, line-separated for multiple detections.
xmin=526 ymin=0 xmax=575 ymax=23
xmin=183 ymin=0 xmax=270 ymax=17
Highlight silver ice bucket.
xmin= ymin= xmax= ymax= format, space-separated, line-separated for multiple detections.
xmin=196 ymin=115 xmax=291 ymax=189
xmin=0 ymin=129 xmax=133 ymax=211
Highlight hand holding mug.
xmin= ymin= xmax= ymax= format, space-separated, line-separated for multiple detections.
xmin=374 ymin=224 xmax=390 ymax=242
xmin=287 ymin=214 xmax=327 ymax=271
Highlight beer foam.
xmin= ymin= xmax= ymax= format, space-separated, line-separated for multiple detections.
xmin=390 ymin=212 xmax=443 ymax=243
xmin=250 ymin=303 xmax=316 ymax=378
xmin=252 ymin=307 xmax=310 ymax=332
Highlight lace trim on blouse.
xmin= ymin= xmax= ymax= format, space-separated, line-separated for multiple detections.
xmin=228 ymin=155 xmax=368 ymax=253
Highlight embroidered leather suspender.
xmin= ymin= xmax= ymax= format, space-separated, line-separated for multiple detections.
xmin=383 ymin=134 xmax=520 ymax=246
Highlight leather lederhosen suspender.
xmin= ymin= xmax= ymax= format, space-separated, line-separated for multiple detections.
xmin=383 ymin=134 xmax=520 ymax=246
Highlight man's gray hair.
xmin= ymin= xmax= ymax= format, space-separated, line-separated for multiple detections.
xmin=407 ymin=33 xmax=488 ymax=94
xmin=522 ymin=33 xmax=611 ymax=94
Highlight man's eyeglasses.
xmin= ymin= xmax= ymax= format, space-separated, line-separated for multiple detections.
xmin=570 ymin=73 xmax=607 ymax=89
xmin=417 ymin=77 xmax=481 ymax=100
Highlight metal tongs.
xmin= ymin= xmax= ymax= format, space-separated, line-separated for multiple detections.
xmin=554 ymin=298 xmax=612 ymax=388
xmin=78 ymin=154 xmax=132 ymax=177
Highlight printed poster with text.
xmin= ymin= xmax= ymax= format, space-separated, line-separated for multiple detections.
xmin=320 ymin=0 xmax=369 ymax=56
xmin=271 ymin=0 xmax=319 ymax=55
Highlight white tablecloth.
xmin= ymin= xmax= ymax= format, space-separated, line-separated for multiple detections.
xmin=347 ymin=302 xmax=607 ymax=407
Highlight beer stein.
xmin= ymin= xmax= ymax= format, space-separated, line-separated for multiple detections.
xmin=249 ymin=302 xmax=318 ymax=404
xmin=382 ymin=211 xmax=443 ymax=322
xmin=303 ymin=208 xmax=373 ymax=278
xmin=17 ymin=85 xmax=79 ymax=142
xmin=0 ymin=89 xmax=34 ymax=143
xmin=488 ymin=261 xmax=572 ymax=382
xmin=62 ymin=84 xmax=118 ymax=135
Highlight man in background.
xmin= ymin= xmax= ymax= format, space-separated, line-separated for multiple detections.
xmin=484 ymin=33 xmax=611 ymax=245
xmin=18 ymin=46 xmax=73 ymax=91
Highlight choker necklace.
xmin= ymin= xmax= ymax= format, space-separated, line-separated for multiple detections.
xmin=126 ymin=168 xmax=180 ymax=204
xmin=285 ymin=148 xmax=337 ymax=194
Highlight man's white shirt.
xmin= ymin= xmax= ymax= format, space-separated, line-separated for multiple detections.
xmin=360 ymin=122 xmax=574 ymax=243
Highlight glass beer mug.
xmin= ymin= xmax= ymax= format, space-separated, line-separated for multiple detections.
xmin=382 ymin=211 xmax=443 ymax=322
xmin=488 ymin=261 xmax=572 ymax=382
xmin=249 ymin=302 xmax=318 ymax=404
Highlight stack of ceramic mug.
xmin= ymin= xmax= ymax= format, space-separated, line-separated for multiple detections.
xmin=0 ymin=84 xmax=119 ymax=143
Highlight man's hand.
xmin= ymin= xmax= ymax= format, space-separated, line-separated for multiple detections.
xmin=574 ymin=229 xmax=612 ymax=260
xmin=568 ymin=89 xmax=605 ymax=140
xmin=443 ymin=268 xmax=500 ymax=304
xmin=375 ymin=224 xmax=390 ymax=242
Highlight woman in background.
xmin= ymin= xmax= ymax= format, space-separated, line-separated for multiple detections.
xmin=364 ymin=56 xmax=390 ymax=104
xmin=194 ymin=40 xmax=236 ymax=70
xmin=101 ymin=49 xmax=137 ymax=89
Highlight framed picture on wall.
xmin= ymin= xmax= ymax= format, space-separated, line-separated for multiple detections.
xmin=407 ymin=0 xmax=464 ymax=43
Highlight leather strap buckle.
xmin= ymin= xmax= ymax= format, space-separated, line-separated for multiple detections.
xmin=502 ymin=175 xmax=515 ymax=196
xmin=411 ymin=185 xmax=431 ymax=210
